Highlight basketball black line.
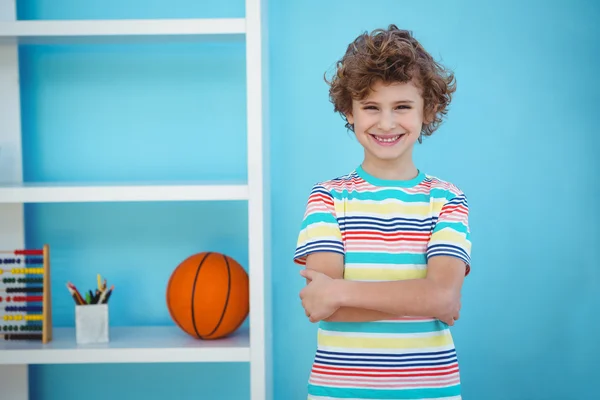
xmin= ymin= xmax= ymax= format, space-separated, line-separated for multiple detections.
xmin=227 ymin=295 xmax=249 ymax=337
xmin=191 ymin=252 xmax=211 ymax=339
xmin=206 ymin=254 xmax=232 ymax=338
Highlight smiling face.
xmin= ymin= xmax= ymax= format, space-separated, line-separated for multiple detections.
xmin=346 ymin=79 xmax=430 ymax=177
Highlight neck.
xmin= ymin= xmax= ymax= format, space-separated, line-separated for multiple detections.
xmin=361 ymin=156 xmax=419 ymax=181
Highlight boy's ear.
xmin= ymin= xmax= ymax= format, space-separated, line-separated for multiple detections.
xmin=345 ymin=113 xmax=354 ymax=125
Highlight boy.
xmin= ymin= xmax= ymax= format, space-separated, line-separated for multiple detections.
xmin=293 ymin=25 xmax=472 ymax=399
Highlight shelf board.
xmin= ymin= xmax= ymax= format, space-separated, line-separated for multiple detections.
xmin=0 ymin=181 xmax=248 ymax=203
xmin=0 ymin=326 xmax=250 ymax=364
xmin=0 ymin=18 xmax=245 ymax=44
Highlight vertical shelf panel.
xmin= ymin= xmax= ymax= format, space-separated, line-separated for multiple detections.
xmin=246 ymin=0 xmax=271 ymax=399
xmin=0 ymin=2 xmax=28 ymax=400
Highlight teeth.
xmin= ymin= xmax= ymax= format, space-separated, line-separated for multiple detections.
xmin=374 ymin=135 xmax=401 ymax=143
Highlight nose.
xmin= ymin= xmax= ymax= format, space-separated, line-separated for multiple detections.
xmin=377 ymin=111 xmax=396 ymax=131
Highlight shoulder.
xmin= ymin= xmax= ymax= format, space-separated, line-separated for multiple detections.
xmin=423 ymin=173 xmax=468 ymax=202
xmin=308 ymin=170 xmax=361 ymax=196
xmin=301 ymin=171 xmax=356 ymax=214
xmin=424 ymin=175 xmax=468 ymax=206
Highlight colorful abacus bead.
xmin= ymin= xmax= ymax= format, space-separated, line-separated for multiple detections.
xmin=6 ymin=287 xmax=43 ymax=293
xmin=0 ymin=258 xmax=21 ymax=264
xmin=3 ymin=333 xmax=43 ymax=341
xmin=0 ymin=257 xmax=44 ymax=265
xmin=5 ymin=306 xmax=43 ymax=312
xmin=0 ymin=324 xmax=40 ymax=332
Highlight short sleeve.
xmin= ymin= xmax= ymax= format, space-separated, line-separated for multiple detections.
xmin=427 ymin=192 xmax=472 ymax=275
xmin=293 ymin=184 xmax=345 ymax=265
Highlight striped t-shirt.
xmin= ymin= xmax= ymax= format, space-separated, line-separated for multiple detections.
xmin=294 ymin=165 xmax=472 ymax=400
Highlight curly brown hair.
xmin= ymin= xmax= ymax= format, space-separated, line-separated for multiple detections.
xmin=326 ymin=25 xmax=456 ymax=140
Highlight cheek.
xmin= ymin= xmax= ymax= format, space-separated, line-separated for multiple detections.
xmin=400 ymin=114 xmax=424 ymax=133
xmin=354 ymin=114 xmax=377 ymax=131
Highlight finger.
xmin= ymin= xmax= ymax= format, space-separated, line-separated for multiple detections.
xmin=299 ymin=269 xmax=316 ymax=280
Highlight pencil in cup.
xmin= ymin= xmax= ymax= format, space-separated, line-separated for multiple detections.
xmin=98 ymin=285 xmax=114 ymax=304
xmin=66 ymin=282 xmax=85 ymax=305
xmin=65 ymin=282 xmax=114 ymax=305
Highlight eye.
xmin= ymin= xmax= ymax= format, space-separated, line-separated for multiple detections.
xmin=363 ymin=106 xmax=378 ymax=110
xmin=396 ymin=105 xmax=411 ymax=110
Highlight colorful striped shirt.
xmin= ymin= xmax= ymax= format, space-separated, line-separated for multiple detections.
xmin=294 ymin=165 xmax=472 ymax=400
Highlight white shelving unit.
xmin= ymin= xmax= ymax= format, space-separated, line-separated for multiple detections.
xmin=0 ymin=1 xmax=271 ymax=400
xmin=0 ymin=182 xmax=249 ymax=203
xmin=0 ymin=18 xmax=246 ymax=38
xmin=0 ymin=326 xmax=251 ymax=365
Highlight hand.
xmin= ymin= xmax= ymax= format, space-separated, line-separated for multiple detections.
xmin=437 ymin=297 xmax=461 ymax=326
xmin=299 ymin=269 xmax=342 ymax=323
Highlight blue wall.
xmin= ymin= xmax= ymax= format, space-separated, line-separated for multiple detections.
xmin=271 ymin=1 xmax=600 ymax=399
xmin=16 ymin=0 xmax=600 ymax=399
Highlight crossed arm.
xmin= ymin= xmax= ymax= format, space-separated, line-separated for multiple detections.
xmin=299 ymin=251 xmax=466 ymax=325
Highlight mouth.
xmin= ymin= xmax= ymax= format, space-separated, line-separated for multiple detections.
xmin=369 ymin=133 xmax=405 ymax=146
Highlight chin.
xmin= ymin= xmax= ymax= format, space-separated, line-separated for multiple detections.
xmin=372 ymin=152 xmax=409 ymax=162
xmin=370 ymin=143 xmax=410 ymax=157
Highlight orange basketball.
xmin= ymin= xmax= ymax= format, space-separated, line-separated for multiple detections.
xmin=166 ymin=252 xmax=249 ymax=340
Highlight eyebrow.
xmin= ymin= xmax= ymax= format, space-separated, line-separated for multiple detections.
xmin=359 ymin=100 xmax=415 ymax=105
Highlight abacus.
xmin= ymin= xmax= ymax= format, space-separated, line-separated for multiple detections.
xmin=0 ymin=245 xmax=52 ymax=343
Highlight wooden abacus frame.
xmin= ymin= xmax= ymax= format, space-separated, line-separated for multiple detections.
xmin=0 ymin=244 xmax=52 ymax=343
